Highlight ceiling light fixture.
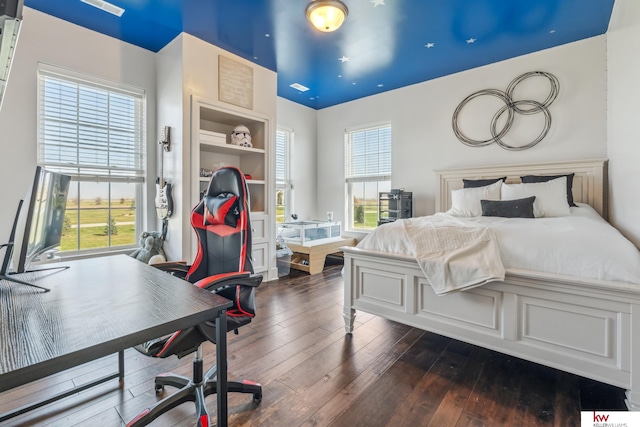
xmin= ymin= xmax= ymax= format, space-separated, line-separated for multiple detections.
xmin=81 ymin=0 xmax=125 ymax=17
xmin=306 ymin=0 xmax=348 ymax=32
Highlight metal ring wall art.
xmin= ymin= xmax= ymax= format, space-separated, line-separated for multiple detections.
xmin=452 ymin=71 xmax=560 ymax=151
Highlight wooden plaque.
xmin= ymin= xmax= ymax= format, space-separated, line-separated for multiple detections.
xmin=218 ymin=55 xmax=254 ymax=110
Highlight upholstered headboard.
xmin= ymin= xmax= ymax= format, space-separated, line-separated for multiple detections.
xmin=434 ymin=159 xmax=608 ymax=219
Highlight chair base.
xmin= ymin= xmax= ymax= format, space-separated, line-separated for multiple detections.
xmin=127 ymin=351 xmax=262 ymax=427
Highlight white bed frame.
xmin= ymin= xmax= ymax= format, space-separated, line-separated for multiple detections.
xmin=343 ymin=159 xmax=640 ymax=409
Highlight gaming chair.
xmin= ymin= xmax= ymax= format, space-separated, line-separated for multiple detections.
xmin=128 ymin=166 xmax=263 ymax=427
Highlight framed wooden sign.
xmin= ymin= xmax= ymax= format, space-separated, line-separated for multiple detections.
xmin=218 ymin=55 xmax=254 ymax=110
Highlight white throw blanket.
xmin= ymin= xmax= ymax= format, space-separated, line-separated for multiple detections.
xmin=357 ymin=213 xmax=505 ymax=295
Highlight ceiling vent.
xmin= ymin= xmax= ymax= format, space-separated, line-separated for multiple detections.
xmin=290 ymin=83 xmax=309 ymax=92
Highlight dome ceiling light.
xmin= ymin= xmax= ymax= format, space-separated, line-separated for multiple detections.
xmin=306 ymin=0 xmax=348 ymax=32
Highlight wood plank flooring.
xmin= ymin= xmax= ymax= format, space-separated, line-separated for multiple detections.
xmin=0 ymin=257 xmax=627 ymax=426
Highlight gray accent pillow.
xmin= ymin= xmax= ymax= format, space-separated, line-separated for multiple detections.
xmin=463 ymin=177 xmax=507 ymax=188
xmin=481 ymin=196 xmax=536 ymax=218
xmin=520 ymin=173 xmax=577 ymax=207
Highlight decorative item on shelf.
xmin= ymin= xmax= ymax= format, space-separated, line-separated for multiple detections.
xmin=200 ymin=129 xmax=226 ymax=145
xmin=230 ymin=124 xmax=252 ymax=147
xmin=200 ymin=168 xmax=213 ymax=178
xmin=452 ymin=71 xmax=560 ymax=151
xmin=244 ymin=174 xmax=253 ymax=180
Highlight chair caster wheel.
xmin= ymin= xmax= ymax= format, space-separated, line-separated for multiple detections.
xmin=155 ymin=384 xmax=164 ymax=393
xmin=253 ymin=393 xmax=262 ymax=404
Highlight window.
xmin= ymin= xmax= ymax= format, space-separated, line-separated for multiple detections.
xmin=275 ymin=128 xmax=292 ymax=223
xmin=37 ymin=65 xmax=146 ymax=254
xmin=345 ymin=124 xmax=391 ymax=231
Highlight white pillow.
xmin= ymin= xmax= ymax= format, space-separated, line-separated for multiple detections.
xmin=448 ymin=180 xmax=502 ymax=217
xmin=501 ymin=177 xmax=570 ymax=217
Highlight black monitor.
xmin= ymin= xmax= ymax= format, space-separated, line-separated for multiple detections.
xmin=0 ymin=166 xmax=71 ymax=291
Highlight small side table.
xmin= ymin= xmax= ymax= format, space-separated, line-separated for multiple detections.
xmin=287 ymin=237 xmax=356 ymax=275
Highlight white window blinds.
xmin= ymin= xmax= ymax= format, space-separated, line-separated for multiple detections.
xmin=276 ymin=129 xmax=291 ymax=186
xmin=37 ymin=67 xmax=146 ymax=182
xmin=346 ymin=124 xmax=391 ymax=182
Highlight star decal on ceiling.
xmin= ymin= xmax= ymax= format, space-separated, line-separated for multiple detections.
xmin=466 ymin=38 xmax=476 ymax=44
xmin=425 ymin=43 xmax=435 ymax=48
xmin=371 ymin=0 xmax=385 ymax=6
xmin=339 ymin=56 xmax=350 ymax=63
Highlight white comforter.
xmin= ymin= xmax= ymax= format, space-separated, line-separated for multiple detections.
xmin=357 ymin=214 xmax=505 ymax=295
xmin=357 ymin=204 xmax=640 ymax=290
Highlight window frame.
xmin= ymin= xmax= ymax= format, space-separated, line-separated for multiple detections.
xmin=275 ymin=127 xmax=293 ymax=223
xmin=36 ymin=63 xmax=146 ymax=256
xmin=344 ymin=122 xmax=392 ymax=232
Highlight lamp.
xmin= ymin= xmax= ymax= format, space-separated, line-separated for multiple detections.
xmin=306 ymin=0 xmax=348 ymax=32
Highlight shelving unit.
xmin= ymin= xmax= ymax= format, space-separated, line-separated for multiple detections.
xmin=378 ymin=190 xmax=413 ymax=225
xmin=191 ymin=96 xmax=273 ymax=276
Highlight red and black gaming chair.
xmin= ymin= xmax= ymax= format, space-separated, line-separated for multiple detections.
xmin=128 ymin=166 xmax=263 ymax=427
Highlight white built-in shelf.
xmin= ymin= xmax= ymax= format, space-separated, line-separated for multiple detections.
xmin=200 ymin=140 xmax=265 ymax=155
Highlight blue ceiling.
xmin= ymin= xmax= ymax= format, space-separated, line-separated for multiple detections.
xmin=24 ymin=0 xmax=615 ymax=109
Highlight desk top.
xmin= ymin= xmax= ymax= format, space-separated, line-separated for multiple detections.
xmin=0 ymin=255 xmax=231 ymax=392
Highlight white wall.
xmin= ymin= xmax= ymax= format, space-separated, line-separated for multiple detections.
xmin=275 ymin=97 xmax=318 ymax=221
xmin=155 ymin=35 xmax=186 ymax=261
xmin=607 ymin=0 xmax=640 ymax=248
xmin=316 ymin=36 xmax=608 ymax=238
xmin=0 ymin=8 xmax=157 ymax=254
xmin=157 ymin=33 xmax=278 ymax=265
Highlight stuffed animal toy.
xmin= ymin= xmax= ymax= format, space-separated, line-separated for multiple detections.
xmin=129 ymin=231 xmax=167 ymax=264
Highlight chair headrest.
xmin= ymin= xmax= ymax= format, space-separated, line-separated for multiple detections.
xmin=205 ymin=167 xmax=244 ymax=200
xmin=204 ymin=193 xmax=238 ymax=227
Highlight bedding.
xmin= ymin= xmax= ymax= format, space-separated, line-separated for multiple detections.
xmin=481 ymin=196 xmax=535 ymax=218
xmin=357 ymin=214 xmax=505 ymax=295
xmin=448 ymin=180 xmax=502 ymax=217
xmin=501 ymin=176 xmax=570 ymax=217
xmin=357 ymin=204 xmax=640 ymax=286
xmin=463 ymin=176 xmax=506 ymax=188
xmin=521 ymin=172 xmax=577 ymax=207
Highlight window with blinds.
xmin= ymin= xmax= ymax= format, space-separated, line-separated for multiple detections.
xmin=345 ymin=124 xmax=391 ymax=230
xmin=276 ymin=128 xmax=292 ymax=223
xmin=37 ymin=65 xmax=146 ymax=254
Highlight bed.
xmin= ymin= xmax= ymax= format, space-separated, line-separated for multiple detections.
xmin=342 ymin=159 xmax=640 ymax=409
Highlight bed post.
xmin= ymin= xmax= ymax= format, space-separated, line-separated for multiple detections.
xmin=626 ymin=303 xmax=640 ymax=409
xmin=343 ymin=251 xmax=355 ymax=334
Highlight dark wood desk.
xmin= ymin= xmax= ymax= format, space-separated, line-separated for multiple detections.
xmin=0 ymin=255 xmax=231 ymax=426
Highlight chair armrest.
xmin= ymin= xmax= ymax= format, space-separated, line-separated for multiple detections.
xmin=150 ymin=261 xmax=190 ymax=279
xmin=194 ymin=271 xmax=263 ymax=292
xmin=150 ymin=260 xmax=187 ymax=268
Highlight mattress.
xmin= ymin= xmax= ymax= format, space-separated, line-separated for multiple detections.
xmin=357 ymin=204 xmax=640 ymax=285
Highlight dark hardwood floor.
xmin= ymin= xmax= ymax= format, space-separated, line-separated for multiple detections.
xmin=0 ymin=257 xmax=627 ymax=426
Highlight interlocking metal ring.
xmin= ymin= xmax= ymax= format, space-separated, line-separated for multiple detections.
xmin=452 ymin=71 xmax=559 ymax=151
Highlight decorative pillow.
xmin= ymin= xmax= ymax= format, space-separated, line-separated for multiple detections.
xmin=204 ymin=193 xmax=239 ymax=227
xmin=520 ymin=173 xmax=577 ymax=207
xmin=481 ymin=196 xmax=536 ymax=218
xmin=463 ymin=177 xmax=507 ymax=188
xmin=501 ymin=177 xmax=570 ymax=217
xmin=448 ymin=180 xmax=502 ymax=217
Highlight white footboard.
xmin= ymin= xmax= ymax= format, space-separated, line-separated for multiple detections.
xmin=343 ymin=247 xmax=640 ymax=410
